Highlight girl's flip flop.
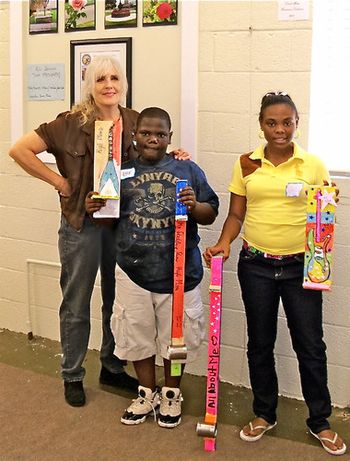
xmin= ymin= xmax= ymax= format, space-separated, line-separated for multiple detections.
xmin=239 ymin=420 xmax=277 ymax=442
xmin=310 ymin=430 xmax=347 ymax=456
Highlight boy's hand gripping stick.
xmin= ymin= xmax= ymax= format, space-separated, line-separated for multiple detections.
xmin=167 ymin=179 xmax=188 ymax=377
xmin=196 ymin=255 xmax=224 ymax=451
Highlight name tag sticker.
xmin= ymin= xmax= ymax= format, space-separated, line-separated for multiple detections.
xmin=285 ymin=182 xmax=303 ymax=197
xmin=121 ymin=168 xmax=135 ymax=180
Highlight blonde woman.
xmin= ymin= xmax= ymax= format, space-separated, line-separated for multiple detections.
xmin=9 ymin=56 xmax=187 ymax=407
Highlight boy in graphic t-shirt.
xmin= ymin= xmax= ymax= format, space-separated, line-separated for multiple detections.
xmin=86 ymin=107 xmax=219 ymax=428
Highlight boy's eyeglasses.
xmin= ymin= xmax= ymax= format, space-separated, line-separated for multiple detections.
xmin=264 ymin=91 xmax=289 ymax=97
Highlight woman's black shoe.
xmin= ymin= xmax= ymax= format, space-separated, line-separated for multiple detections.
xmin=99 ymin=367 xmax=138 ymax=392
xmin=64 ymin=381 xmax=86 ymax=407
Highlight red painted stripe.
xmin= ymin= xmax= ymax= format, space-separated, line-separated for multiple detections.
xmin=171 ymin=219 xmax=187 ymax=340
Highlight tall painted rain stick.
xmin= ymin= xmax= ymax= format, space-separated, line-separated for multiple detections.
xmin=196 ymin=255 xmax=224 ymax=451
xmin=167 ymin=179 xmax=188 ymax=376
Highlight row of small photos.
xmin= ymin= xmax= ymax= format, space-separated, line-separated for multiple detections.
xmin=29 ymin=0 xmax=178 ymax=35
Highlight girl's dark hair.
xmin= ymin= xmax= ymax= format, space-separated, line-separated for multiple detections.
xmin=259 ymin=92 xmax=299 ymax=121
xmin=137 ymin=107 xmax=172 ymax=130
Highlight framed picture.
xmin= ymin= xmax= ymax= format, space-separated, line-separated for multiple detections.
xmin=142 ymin=0 xmax=177 ymax=27
xmin=104 ymin=0 xmax=138 ymax=29
xmin=29 ymin=0 xmax=58 ymax=34
xmin=70 ymin=38 xmax=132 ymax=108
xmin=65 ymin=0 xmax=96 ymax=32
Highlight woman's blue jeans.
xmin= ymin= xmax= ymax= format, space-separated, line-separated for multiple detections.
xmin=237 ymin=247 xmax=332 ymax=433
xmin=58 ymin=215 xmax=124 ymax=382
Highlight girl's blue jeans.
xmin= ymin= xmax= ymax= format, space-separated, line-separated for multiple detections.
xmin=58 ymin=215 xmax=124 ymax=382
xmin=237 ymin=246 xmax=332 ymax=433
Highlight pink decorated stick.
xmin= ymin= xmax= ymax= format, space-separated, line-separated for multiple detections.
xmin=196 ymin=255 xmax=224 ymax=451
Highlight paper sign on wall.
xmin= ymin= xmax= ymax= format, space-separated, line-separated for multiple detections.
xmin=28 ymin=64 xmax=64 ymax=101
xmin=278 ymin=0 xmax=309 ymax=21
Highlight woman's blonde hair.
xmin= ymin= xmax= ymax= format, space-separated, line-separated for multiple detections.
xmin=71 ymin=55 xmax=128 ymax=125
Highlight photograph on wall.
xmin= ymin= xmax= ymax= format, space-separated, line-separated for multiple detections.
xmin=104 ymin=0 xmax=137 ymax=28
xmin=65 ymin=0 xmax=96 ymax=32
xmin=70 ymin=38 xmax=132 ymax=108
xmin=142 ymin=0 xmax=177 ymax=27
xmin=29 ymin=0 xmax=58 ymax=34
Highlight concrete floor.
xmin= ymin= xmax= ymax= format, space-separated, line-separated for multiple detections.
xmin=0 ymin=328 xmax=349 ymax=450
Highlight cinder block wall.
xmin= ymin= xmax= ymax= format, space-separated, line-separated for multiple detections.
xmin=1 ymin=1 xmax=349 ymax=407
xmin=0 ymin=2 xmax=10 ymax=180
xmin=1 ymin=0 xmax=181 ymax=347
xmin=186 ymin=1 xmax=350 ymax=408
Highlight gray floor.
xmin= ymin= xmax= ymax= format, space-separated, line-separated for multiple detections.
xmin=0 ymin=329 xmax=349 ymax=449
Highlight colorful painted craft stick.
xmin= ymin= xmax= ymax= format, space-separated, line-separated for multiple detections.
xmin=98 ymin=125 xmax=120 ymax=197
xmin=196 ymin=255 xmax=224 ymax=451
xmin=167 ymin=179 xmax=188 ymax=377
xmin=303 ymin=185 xmax=337 ymax=291
xmin=92 ymin=120 xmax=122 ymax=219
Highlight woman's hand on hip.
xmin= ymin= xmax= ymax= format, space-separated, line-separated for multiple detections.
xmin=55 ymin=177 xmax=72 ymax=197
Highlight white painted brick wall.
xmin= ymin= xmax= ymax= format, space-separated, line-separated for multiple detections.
xmin=1 ymin=1 xmax=349 ymax=408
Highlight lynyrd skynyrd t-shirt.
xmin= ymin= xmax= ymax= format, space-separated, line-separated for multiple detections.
xmin=115 ymin=154 xmax=219 ymax=293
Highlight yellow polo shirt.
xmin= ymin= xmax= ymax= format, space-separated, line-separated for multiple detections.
xmin=229 ymin=142 xmax=330 ymax=255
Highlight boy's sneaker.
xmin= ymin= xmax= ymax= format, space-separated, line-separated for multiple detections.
xmin=158 ymin=387 xmax=183 ymax=428
xmin=121 ymin=385 xmax=160 ymax=425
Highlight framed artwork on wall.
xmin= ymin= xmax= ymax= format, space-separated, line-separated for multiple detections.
xmin=29 ymin=0 xmax=58 ymax=34
xmin=104 ymin=0 xmax=138 ymax=29
xmin=65 ymin=0 xmax=96 ymax=32
xmin=142 ymin=0 xmax=177 ymax=27
xmin=70 ymin=38 xmax=132 ymax=108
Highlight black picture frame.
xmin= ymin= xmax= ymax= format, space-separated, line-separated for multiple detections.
xmin=104 ymin=0 xmax=138 ymax=29
xmin=29 ymin=0 xmax=59 ymax=35
xmin=142 ymin=0 xmax=178 ymax=27
xmin=65 ymin=0 xmax=96 ymax=32
xmin=70 ymin=37 xmax=132 ymax=108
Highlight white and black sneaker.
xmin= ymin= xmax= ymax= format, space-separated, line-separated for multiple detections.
xmin=121 ymin=385 xmax=160 ymax=425
xmin=158 ymin=387 xmax=183 ymax=428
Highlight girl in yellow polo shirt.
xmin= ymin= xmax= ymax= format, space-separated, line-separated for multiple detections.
xmin=203 ymin=92 xmax=346 ymax=456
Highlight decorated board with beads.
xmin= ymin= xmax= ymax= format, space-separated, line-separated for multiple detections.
xmin=303 ymin=185 xmax=337 ymax=291
xmin=92 ymin=120 xmax=122 ymax=218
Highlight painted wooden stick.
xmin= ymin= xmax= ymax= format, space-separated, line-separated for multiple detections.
xmin=196 ymin=255 xmax=224 ymax=451
xmin=168 ymin=179 xmax=188 ymax=376
xmin=303 ymin=186 xmax=337 ymax=291
xmin=92 ymin=120 xmax=121 ymax=219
